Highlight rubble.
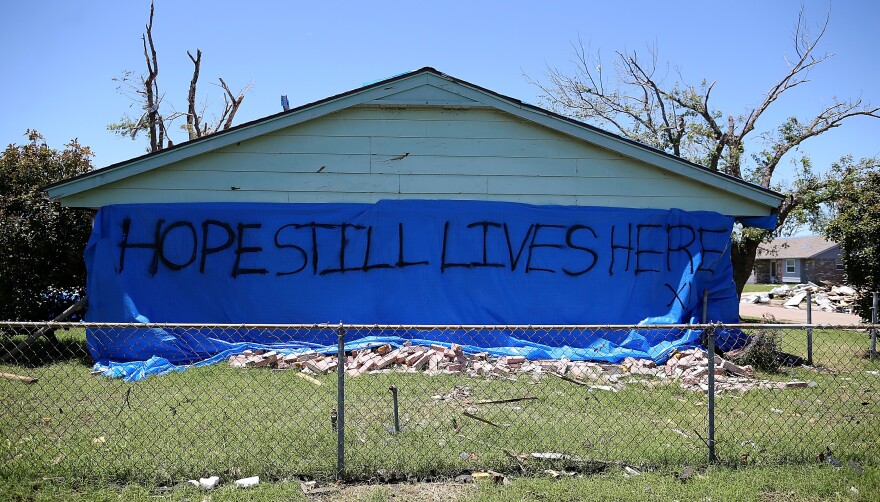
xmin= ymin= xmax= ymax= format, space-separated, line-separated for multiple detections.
xmin=226 ymin=344 xmax=815 ymax=394
xmin=741 ymin=282 xmax=858 ymax=313
xmin=187 ymin=476 xmax=220 ymax=489
xmin=233 ymin=476 xmax=259 ymax=488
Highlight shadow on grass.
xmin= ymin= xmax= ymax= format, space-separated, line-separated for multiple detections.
xmin=0 ymin=328 xmax=93 ymax=367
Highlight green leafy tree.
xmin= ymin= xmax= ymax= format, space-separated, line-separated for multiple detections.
xmin=530 ymin=10 xmax=879 ymax=296
xmin=0 ymin=131 xmax=94 ymax=320
xmin=823 ymin=157 xmax=880 ymax=321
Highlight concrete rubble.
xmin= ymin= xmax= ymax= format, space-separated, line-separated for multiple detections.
xmin=227 ymin=345 xmax=813 ymax=393
xmin=233 ymin=476 xmax=259 ymax=488
xmin=741 ymin=282 xmax=858 ymax=313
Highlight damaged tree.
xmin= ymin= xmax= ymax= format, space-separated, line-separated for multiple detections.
xmin=531 ymin=9 xmax=879 ymax=296
xmin=109 ymin=1 xmax=252 ymax=152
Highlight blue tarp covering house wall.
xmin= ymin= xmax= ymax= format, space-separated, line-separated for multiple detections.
xmin=85 ymin=200 xmax=744 ymax=380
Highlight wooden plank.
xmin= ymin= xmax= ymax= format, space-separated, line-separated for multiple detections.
xmin=175 ymin=152 xmax=371 ymax=174
xmin=294 ymin=372 xmax=322 ymax=386
xmin=66 ymin=189 xmax=294 ymax=206
xmin=396 ymin=193 xmax=577 ymax=205
xmin=370 ymin=136 xmax=604 ymax=159
xmin=372 ymin=156 xmax=670 ymax=178
xmin=487 ymin=175 xmax=727 ymax=197
xmin=108 ymin=170 xmax=400 ymax=194
xmin=399 ymin=174 xmax=488 ymax=195
xmin=341 ymin=106 xmax=512 ymax=123
xmin=371 ymin=155 xmax=579 ymax=177
xmin=216 ymin=135 xmax=370 ymax=155
xmin=1 ymin=372 xmax=38 ymax=384
xmin=571 ymin=195 xmax=768 ymax=213
xmin=424 ymin=114 xmax=603 ymax=142
xmin=267 ymin=115 xmax=428 ymax=138
xmin=576 ymin=158 xmax=672 ymax=179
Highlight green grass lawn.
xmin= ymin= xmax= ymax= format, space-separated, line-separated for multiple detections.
xmin=742 ymin=284 xmax=779 ymax=293
xmin=1 ymin=326 xmax=878 ymax=493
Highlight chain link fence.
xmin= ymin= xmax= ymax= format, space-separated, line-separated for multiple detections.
xmin=1 ymin=321 xmax=878 ymax=485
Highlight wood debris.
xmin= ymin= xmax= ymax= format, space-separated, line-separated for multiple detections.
xmin=1 ymin=372 xmax=38 ymax=384
xmin=461 ymin=410 xmax=501 ymax=428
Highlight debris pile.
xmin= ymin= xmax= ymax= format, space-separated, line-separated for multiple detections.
xmin=227 ymin=345 xmax=813 ymax=393
xmin=664 ymin=349 xmax=812 ymax=392
xmin=740 ymin=283 xmax=857 ymax=313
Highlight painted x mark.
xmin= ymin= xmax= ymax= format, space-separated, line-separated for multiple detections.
xmin=664 ymin=282 xmax=690 ymax=309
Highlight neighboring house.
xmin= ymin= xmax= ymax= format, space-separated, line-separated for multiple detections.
xmin=753 ymin=236 xmax=844 ymax=284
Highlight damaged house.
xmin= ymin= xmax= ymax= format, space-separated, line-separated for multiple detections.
xmin=45 ymin=68 xmax=783 ymax=378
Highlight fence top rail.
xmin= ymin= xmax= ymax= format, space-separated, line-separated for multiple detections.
xmin=0 ymin=321 xmax=876 ymax=330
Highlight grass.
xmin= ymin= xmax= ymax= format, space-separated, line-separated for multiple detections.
xmin=1 ymin=464 xmax=878 ymax=501
xmin=742 ymin=284 xmax=780 ymax=293
xmin=1 ymin=326 xmax=878 ymax=494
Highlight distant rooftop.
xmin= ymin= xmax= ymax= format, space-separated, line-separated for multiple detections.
xmin=756 ymin=236 xmax=838 ymax=259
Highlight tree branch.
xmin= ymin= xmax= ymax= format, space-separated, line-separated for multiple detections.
xmin=218 ymin=78 xmax=246 ymax=130
xmin=760 ymin=100 xmax=880 ymax=187
xmin=739 ymin=10 xmax=831 ymax=143
xmin=186 ymin=49 xmax=202 ymax=140
xmin=142 ymin=0 xmax=160 ymax=152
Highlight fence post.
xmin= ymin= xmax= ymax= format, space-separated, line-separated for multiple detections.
xmin=702 ymin=289 xmax=716 ymax=463
xmin=806 ymin=290 xmax=813 ymax=366
xmin=706 ymin=325 xmax=717 ymax=463
xmin=702 ymin=289 xmax=709 ymax=324
xmin=872 ymin=292 xmax=878 ymax=360
xmin=336 ymin=322 xmax=346 ymax=479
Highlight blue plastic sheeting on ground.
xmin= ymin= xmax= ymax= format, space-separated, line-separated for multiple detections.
xmin=84 ymin=200 xmax=746 ymax=380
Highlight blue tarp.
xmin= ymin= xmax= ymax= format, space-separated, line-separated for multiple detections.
xmin=85 ymin=200 xmax=746 ymax=380
xmin=736 ymin=214 xmax=778 ymax=231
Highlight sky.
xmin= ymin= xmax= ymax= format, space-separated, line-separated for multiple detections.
xmin=1 ymin=0 xmax=878 ymax=190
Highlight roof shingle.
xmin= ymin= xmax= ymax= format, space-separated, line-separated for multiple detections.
xmin=756 ymin=236 xmax=838 ymax=259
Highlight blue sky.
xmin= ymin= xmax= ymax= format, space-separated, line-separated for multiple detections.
xmin=2 ymin=0 xmax=878 ymax=188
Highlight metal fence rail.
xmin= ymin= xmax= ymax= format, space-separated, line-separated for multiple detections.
xmin=1 ymin=321 xmax=877 ymax=485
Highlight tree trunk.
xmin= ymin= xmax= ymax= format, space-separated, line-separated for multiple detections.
xmin=730 ymin=234 xmax=764 ymax=306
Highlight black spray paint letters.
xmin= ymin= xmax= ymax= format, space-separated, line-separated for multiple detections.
xmin=116 ymin=217 xmax=728 ymax=279
xmin=119 ymin=217 xmax=430 ymax=278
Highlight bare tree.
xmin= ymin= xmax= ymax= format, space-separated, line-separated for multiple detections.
xmin=109 ymin=1 xmax=252 ymax=152
xmin=529 ymin=9 xmax=879 ymax=296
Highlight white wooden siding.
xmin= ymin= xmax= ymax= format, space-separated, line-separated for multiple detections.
xmin=65 ymin=106 xmax=770 ymax=216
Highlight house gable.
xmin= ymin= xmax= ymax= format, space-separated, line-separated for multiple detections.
xmin=48 ymin=68 xmax=783 ymax=216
